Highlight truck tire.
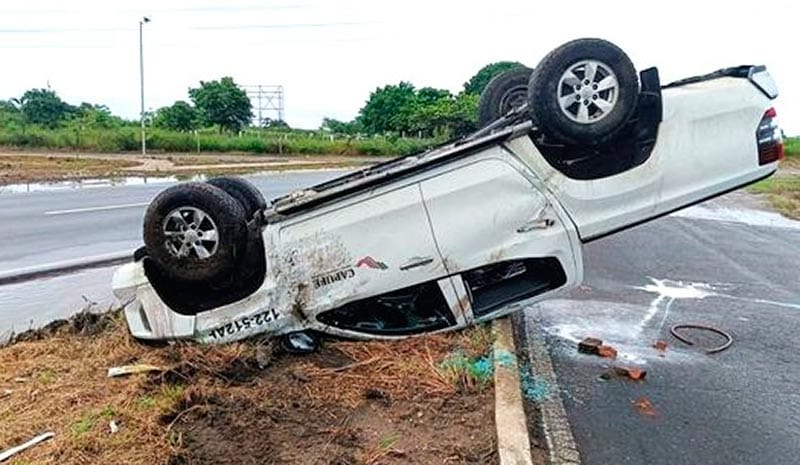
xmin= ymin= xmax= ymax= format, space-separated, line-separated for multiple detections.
xmin=207 ymin=176 xmax=267 ymax=220
xmin=143 ymin=182 xmax=247 ymax=282
xmin=528 ymin=38 xmax=638 ymax=146
xmin=478 ymin=66 xmax=533 ymax=127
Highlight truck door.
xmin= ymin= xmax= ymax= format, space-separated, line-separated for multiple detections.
xmin=277 ymin=183 xmax=460 ymax=336
xmin=418 ymin=147 xmax=581 ymax=322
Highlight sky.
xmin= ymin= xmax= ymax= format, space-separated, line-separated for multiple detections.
xmin=0 ymin=0 xmax=797 ymax=133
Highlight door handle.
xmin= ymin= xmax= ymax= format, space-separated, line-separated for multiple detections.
xmin=517 ymin=205 xmax=556 ymax=233
xmin=517 ymin=218 xmax=555 ymax=232
xmin=400 ymin=256 xmax=434 ymax=271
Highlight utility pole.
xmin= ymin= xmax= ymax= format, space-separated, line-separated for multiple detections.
xmin=139 ymin=16 xmax=150 ymax=156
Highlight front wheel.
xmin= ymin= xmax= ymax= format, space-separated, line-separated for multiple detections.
xmin=528 ymin=38 xmax=639 ymax=146
xmin=143 ymin=182 xmax=247 ymax=282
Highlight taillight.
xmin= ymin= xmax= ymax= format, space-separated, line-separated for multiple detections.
xmin=757 ymin=107 xmax=783 ymax=165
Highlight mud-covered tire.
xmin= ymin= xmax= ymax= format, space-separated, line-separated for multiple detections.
xmin=478 ymin=66 xmax=533 ymax=127
xmin=207 ymin=176 xmax=267 ymax=220
xmin=143 ymin=182 xmax=247 ymax=282
xmin=528 ymin=38 xmax=638 ymax=145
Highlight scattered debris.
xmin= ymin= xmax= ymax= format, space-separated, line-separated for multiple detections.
xmin=597 ymin=345 xmax=618 ymax=359
xmin=613 ymin=366 xmax=647 ymax=381
xmin=577 ymin=338 xmax=617 ymax=359
xmin=0 ymin=431 xmax=55 ymax=462
xmin=670 ymin=324 xmax=733 ymax=354
xmin=653 ymin=340 xmax=669 ymax=351
xmin=578 ymin=337 xmax=603 ymax=354
xmin=255 ymin=344 xmax=272 ymax=369
xmin=633 ymin=397 xmax=658 ymax=417
xmin=493 ymin=349 xmax=516 ymax=368
xmin=107 ymin=364 xmax=164 ymax=378
xmin=518 ymin=366 xmax=550 ymax=402
xmin=109 ymin=420 xmax=120 ymax=434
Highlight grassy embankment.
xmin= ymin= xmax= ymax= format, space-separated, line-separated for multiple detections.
xmin=0 ymin=312 xmax=499 ymax=465
xmin=0 ymin=126 xmax=438 ymax=157
xmin=750 ymin=136 xmax=800 ymax=219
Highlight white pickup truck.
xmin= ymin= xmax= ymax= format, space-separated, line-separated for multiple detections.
xmin=112 ymin=38 xmax=783 ymax=349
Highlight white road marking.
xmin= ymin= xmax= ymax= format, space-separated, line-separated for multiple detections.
xmin=44 ymin=202 xmax=149 ymax=215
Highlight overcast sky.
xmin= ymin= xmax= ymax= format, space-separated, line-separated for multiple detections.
xmin=1 ymin=0 xmax=797 ymax=133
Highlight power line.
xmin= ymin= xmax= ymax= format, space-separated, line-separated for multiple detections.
xmin=0 ymin=22 xmax=367 ymax=33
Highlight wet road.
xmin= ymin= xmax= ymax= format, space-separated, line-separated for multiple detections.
xmin=0 ymin=170 xmax=345 ymax=338
xmin=523 ymin=197 xmax=800 ymax=465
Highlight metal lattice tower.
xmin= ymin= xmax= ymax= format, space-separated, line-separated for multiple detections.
xmin=242 ymin=85 xmax=285 ymax=127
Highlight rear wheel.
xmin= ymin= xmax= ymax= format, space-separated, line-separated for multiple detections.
xmin=143 ymin=182 xmax=247 ymax=282
xmin=207 ymin=176 xmax=267 ymax=220
xmin=528 ymin=38 xmax=639 ymax=146
xmin=478 ymin=66 xmax=533 ymax=127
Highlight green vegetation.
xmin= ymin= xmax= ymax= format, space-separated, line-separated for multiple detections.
xmin=785 ymin=136 xmax=799 ymax=157
xmin=0 ymin=125 xmax=437 ymax=156
xmin=0 ymin=62 xmax=525 ymax=156
xmin=749 ymin=137 xmax=800 ymax=219
xmin=750 ymin=176 xmax=800 ymax=219
xmin=462 ymin=61 xmax=525 ymax=95
xmin=189 ymin=77 xmax=252 ymax=132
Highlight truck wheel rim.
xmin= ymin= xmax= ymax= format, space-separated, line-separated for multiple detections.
xmin=162 ymin=206 xmax=219 ymax=259
xmin=499 ymin=85 xmax=527 ymax=115
xmin=556 ymin=59 xmax=619 ymax=124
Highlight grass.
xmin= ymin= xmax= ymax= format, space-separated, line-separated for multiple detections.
xmin=748 ymin=137 xmax=800 ymax=219
xmin=0 ymin=126 xmax=439 ymax=157
xmin=750 ymin=175 xmax=800 ymax=219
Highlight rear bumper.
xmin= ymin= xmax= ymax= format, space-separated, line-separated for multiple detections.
xmin=112 ymin=262 xmax=196 ymax=340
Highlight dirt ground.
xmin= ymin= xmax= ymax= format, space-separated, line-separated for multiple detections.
xmin=0 ymin=151 xmax=375 ymax=186
xmin=0 ymin=311 xmax=498 ymax=465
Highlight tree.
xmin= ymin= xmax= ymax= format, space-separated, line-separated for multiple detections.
xmin=0 ymin=100 xmax=19 ymax=114
xmin=357 ymin=82 xmax=417 ymax=134
xmin=70 ymin=103 xmax=123 ymax=129
xmin=320 ymin=117 xmax=361 ymax=135
xmin=189 ymin=77 xmax=252 ymax=132
xmin=0 ymin=99 xmax=23 ymax=129
xmin=17 ymin=88 xmax=75 ymax=128
xmin=154 ymin=101 xmax=198 ymax=131
xmin=407 ymin=91 xmax=477 ymax=138
xmin=463 ymin=61 xmax=525 ymax=95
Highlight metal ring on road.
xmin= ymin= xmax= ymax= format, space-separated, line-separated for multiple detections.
xmin=670 ymin=324 xmax=733 ymax=354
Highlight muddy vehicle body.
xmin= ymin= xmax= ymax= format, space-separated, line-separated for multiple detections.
xmin=113 ymin=39 xmax=782 ymax=344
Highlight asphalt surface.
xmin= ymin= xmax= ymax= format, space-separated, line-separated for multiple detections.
xmin=0 ymin=171 xmax=344 ymax=273
xmin=0 ymin=170 xmax=344 ymax=336
xmin=523 ymin=195 xmax=800 ymax=465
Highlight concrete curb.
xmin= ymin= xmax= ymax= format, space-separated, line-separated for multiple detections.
xmin=518 ymin=313 xmax=582 ymax=465
xmin=0 ymin=252 xmax=131 ymax=286
xmin=493 ymin=317 xmax=534 ymax=465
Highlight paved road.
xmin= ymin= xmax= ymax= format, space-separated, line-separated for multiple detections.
xmin=0 ymin=170 xmax=344 ymax=337
xmin=523 ymin=196 xmax=800 ymax=465
xmin=0 ymin=171 xmax=344 ymax=273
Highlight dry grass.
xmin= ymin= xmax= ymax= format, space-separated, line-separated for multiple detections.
xmin=0 ymin=311 xmax=495 ymax=465
xmin=750 ymin=157 xmax=800 ymax=219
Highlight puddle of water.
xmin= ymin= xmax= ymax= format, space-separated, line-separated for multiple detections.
xmin=672 ymin=205 xmax=800 ymax=230
xmin=0 ymin=265 xmax=118 ymax=341
xmin=527 ymin=298 xmax=705 ymax=365
xmin=0 ymin=168 xmax=352 ymax=195
xmin=0 ymin=175 xmax=189 ymax=194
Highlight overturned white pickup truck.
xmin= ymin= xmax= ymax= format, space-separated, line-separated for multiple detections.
xmin=113 ymin=38 xmax=783 ymax=348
